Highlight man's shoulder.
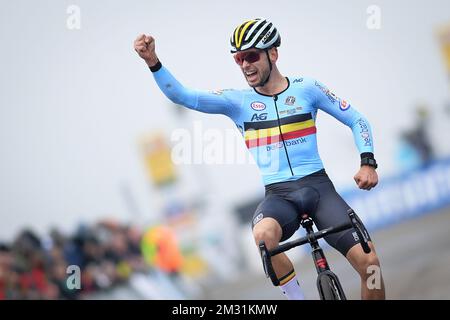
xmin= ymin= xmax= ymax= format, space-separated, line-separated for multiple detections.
xmin=289 ymin=76 xmax=323 ymax=97
xmin=289 ymin=76 xmax=320 ymax=87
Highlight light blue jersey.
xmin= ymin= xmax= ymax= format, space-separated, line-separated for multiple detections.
xmin=152 ymin=65 xmax=374 ymax=186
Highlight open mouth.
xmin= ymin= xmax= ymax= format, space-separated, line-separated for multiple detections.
xmin=245 ymin=70 xmax=257 ymax=80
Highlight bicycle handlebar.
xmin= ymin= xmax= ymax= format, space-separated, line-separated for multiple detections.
xmin=270 ymin=222 xmax=353 ymax=257
xmin=259 ymin=209 xmax=371 ymax=287
xmin=269 ymin=209 xmax=371 ymax=256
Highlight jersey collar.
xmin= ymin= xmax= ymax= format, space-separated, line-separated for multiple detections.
xmin=253 ymin=77 xmax=290 ymax=97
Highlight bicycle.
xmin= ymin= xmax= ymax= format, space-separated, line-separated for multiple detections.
xmin=259 ymin=208 xmax=371 ymax=300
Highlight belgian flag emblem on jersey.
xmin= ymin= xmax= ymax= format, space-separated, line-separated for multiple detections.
xmin=244 ymin=113 xmax=316 ymax=148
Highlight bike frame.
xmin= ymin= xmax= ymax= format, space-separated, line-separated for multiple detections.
xmin=259 ymin=209 xmax=370 ymax=300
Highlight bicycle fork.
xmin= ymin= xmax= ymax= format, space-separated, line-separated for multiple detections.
xmin=301 ymin=218 xmax=330 ymax=273
xmin=301 ymin=217 xmax=347 ymax=300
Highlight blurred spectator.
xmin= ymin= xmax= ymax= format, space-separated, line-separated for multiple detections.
xmin=0 ymin=219 xmax=149 ymax=300
xmin=396 ymin=105 xmax=435 ymax=171
xmin=409 ymin=106 xmax=434 ymax=164
xmin=396 ymin=132 xmax=423 ymax=172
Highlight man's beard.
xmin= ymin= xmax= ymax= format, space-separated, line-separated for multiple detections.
xmin=248 ymin=69 xmax=270 ymax=88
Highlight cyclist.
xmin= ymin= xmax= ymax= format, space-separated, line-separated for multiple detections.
xmin=134 ymin=18 xmax=385 ymax=300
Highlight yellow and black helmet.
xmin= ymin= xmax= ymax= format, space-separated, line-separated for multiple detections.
xmin=230 ymin=18 xmax=281 ymax=53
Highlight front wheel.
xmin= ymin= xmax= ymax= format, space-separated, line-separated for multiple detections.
xmin=317 ymin=271 xmax=346 ymax=300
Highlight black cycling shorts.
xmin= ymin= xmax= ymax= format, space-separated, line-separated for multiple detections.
xmin=251 ymin=169 xmax=371 ymax=257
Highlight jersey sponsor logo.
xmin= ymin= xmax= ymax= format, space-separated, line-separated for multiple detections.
xmin=244 ymin=113 xmax=316 ymax=148
xmin=357 ymin=118 xmax=372 ymax=147
xmin=279 ymin=106 xmax=302 ymax=116
xmin=315 ymin=81 xmax=338 ymax=104
xmin=266 ymin=142 xmax=283 ymax=151
xmin=251 ymin=113 xmax=268 ymax=121
xmin=251 ymin=101 xmax=266 ymax=111
xmin=329 ymin=91 xmax=338 ymax=101
xmin=339 ymin=99 xmax=351 ymax=111
xmin=285 ymin=96 xmax=296 ymax=106
xmin=266 ymin=137 xmax=307 ymax=150
xmin=293 ymin=78 xmax=303 ymax=83
xmin=284 ymin=137 xmax=307 ymax=146
xmin=253 ymin=213 xmax=264 ymax=225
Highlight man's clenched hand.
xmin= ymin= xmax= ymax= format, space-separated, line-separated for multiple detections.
xmin=354 ymin=165 xmax=378 ymax=190
xmin=134 ymin=34 xmax=159 ymax=67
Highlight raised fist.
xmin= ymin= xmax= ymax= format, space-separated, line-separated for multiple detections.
xmin=134 ymin=34 xmax=159 ymax=67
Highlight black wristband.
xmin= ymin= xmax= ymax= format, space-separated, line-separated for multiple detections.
xmin=360 ymin=152 xmax=374 ymax=160
xmin=149 ymin=60 xmax=162 ymax=72
xmin=361 ymin=157 xmax=378 ymax=169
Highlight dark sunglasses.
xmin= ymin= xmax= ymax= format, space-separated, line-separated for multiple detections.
xmin=233 ymin=50 xmax=261 ymax=66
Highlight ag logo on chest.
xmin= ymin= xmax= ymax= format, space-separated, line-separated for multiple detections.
xmin=251 ymin=113 xmax=268 ymax=121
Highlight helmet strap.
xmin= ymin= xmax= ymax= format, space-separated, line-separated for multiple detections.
xmin=260 ymin=49 xmax=273 ymax=87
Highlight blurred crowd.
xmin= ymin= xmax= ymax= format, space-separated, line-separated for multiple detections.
xmin=0 ymin=220 xmax=147 ymax=299
xmin=395 ymin=105 xmax=436 ymax=171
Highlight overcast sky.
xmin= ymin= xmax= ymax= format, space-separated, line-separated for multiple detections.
xmin=1 ymin=0 xmax=449 ymax=240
